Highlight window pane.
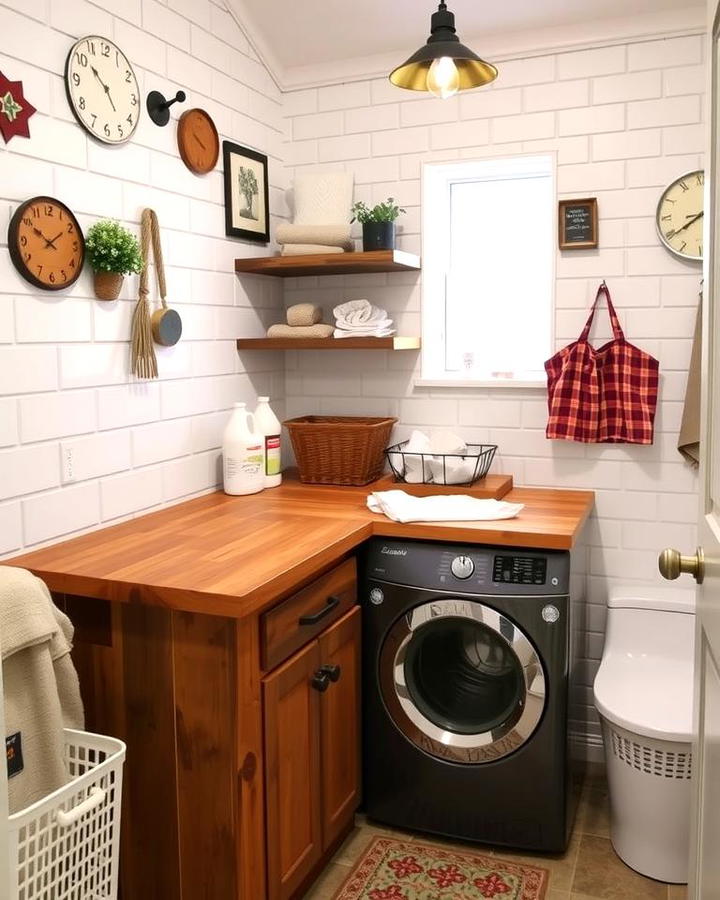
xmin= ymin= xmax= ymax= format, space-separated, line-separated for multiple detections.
xmin=422 ymin=155 xmax=554 ymax=384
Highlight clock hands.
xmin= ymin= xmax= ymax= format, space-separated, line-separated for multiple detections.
xmin=91 ymin=65 xmax=117 ymax=113
xmin=678 ymin=211 xmax=704 ymax=233
xmin=32 ymin=227 xmax=60 ymax=250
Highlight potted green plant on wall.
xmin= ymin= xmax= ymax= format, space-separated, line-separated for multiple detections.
xmin=85 ymin=219 xmax=144 ymax=301
xmin=351 ymin=198 xmax=406 ymax=251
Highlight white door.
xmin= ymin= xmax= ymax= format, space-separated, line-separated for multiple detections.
xmin=662 ymin=2 xmax=720 ymax=895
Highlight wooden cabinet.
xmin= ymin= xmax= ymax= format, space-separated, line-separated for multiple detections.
xmin=319 ymin=608 xmax=362 ymax=850
xmin=63 ymin=557 xmax=361 ymax=900
xmin=264 ymin=639 xmax=323 ymax=900
xmin=264 ymin=606 xmax=361 ymax=900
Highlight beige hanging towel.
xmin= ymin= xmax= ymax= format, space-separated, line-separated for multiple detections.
xmin=678 ymin=299 xmax=702 ymax=466
xmin=0 ymin=567 xmax=84 ymax=814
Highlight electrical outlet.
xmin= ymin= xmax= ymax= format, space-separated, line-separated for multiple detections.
xmin=62 ymin=446 xmax=75 ymax=483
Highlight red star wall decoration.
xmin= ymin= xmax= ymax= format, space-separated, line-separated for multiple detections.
xmin=0 ymin=71 xmax=36 ymax=143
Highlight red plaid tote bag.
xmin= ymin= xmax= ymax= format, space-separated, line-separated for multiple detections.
xmin=545 ymin=282 xmax=659 ymax=443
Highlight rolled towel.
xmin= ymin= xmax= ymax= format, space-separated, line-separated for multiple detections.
xmin=267 ymin=323 xmax=334 ymax=339
xmin=281 ymin=244 xmax=347 ymax=256
xmin=287 ymin=303 xmax=322 ymax=327
xmin=276 ymin=223 xmax=353 ymax=250
xmin=333 ymin=299 xmax=386 ymax=327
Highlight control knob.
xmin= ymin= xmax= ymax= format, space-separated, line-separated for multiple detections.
xmin=451 ymin=555 xmax=474 ymax=579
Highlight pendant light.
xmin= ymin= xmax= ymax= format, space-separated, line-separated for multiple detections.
xmin=389 ymin=2 xmax=498 ymax=100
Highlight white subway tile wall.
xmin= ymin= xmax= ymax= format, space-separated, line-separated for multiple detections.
xmin=282 ymin=33 xmax=704 ymax=749
xmin=0 ymin=0 xmax=286 ymax=551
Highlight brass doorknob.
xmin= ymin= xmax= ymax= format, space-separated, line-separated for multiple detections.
xmin=658 ymin=547 xmax=705 ymax=584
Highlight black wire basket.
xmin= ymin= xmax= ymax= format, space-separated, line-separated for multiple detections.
xmin=385 ymin=441 xmax=498 ymax=486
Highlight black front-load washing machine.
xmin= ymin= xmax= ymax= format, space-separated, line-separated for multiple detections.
xmin=361 ymin=537 xmax=579 ymax=853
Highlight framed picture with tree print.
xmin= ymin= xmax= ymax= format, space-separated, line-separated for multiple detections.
xmin=222 ymin=140 xmax=270 ymax=242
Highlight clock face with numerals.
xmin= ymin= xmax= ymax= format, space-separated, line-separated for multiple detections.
xmin=656 ymin=170 xmax=705 ymax=262
xmin=65 ymin=35 xmax=140 ymax=144
xmin=177 ymin=108 xmax=220 ymax=175
xmin=8 ymin=196 xmax=85 ymax=291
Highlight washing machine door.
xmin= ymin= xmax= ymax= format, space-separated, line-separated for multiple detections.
xmin=379 ymin=597 xmax=546 ymax=764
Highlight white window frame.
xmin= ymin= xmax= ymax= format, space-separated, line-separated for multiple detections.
xmin=418 ymin=153 xmax=557 ymax=389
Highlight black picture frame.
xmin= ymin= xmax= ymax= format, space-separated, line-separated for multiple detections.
xmin=222 ymin=140 xmax=270 ymax=243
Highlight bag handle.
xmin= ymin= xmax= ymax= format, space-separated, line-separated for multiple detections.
xmin=579 ymin=281 xmax=624 ymax=342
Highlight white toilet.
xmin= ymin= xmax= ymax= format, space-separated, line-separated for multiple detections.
xmin=593 ymin=586 xmax=696 ymax=884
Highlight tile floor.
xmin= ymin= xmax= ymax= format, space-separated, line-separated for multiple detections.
xmin=303 ymin=774 xmax=688 ymax=900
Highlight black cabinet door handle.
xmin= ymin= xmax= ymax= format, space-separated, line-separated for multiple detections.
xmin=311 ymin=669 xmax=330 ymax=692
xmin=298 ymin=594 xmax=341 ymax=626
xmin=319 ymin=664 xmax=341 ymax=682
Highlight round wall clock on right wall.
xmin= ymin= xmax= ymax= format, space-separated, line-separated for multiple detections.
xmin=656 ymin=170 xmax=705 ymax=262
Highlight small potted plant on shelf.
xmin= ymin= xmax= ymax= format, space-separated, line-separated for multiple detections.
xmin=351 ymin=198 xmax=406 ymax=251
xmin=85 ymin=219 xmax=144 ymax=301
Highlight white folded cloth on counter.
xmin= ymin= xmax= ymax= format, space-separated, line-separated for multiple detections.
xmin=367 ymin=491 xmax=524 ymax=524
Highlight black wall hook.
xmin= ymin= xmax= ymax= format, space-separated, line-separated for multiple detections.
xmin=146 ymin=89 xmax=186 ymax=127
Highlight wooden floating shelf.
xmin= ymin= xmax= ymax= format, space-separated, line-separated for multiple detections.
xmin=236 ymin=336 xmax=421 ymax=351
xmin=234 ymin=249 xmax=421 ymax=277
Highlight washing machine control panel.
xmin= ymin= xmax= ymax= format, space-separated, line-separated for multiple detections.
xmin=451 ymin=555 xmax=474 ymax=579
xmin=492 ymin=555 xmax=547 ymax=585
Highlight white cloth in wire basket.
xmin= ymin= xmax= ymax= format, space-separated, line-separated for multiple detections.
xmin=8 ymin=728 xmax=126 ymax=900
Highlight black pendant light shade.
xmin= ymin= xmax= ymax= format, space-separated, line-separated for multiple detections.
xmin=390 ymin=2 xmax=498 ymax=95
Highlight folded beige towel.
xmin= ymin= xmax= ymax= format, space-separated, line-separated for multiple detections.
xmin=287 ymin=303 xmax=322 ymax=327
xmin=267 ymin=323 xmax=334 ymax=339
xmin=281 ymin=244 xmax=347 ymax=256
xmin=276 ymin=223 xmax=354 ymax=250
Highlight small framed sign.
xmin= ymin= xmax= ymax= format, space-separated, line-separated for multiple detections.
xmin=223 ymin=140 xmax=270 ymax=243
xmin=558 ymin=198 xmax=598 ymax=250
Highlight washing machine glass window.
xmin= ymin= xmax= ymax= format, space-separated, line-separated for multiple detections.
xmin=379 ymin=599 xmax=546 ymax=764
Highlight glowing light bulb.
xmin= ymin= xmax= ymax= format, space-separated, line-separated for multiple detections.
xmin=426 ymin=56 xmax=459 ymax=99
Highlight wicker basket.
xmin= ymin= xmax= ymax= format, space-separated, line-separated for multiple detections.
xmin=285 ymin=416 xmax=397 ymax=485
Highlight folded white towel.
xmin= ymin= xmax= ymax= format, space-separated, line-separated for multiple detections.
xmin=429 ymin=429 xmax=466 ymax=455
xmin=367 ymin=491 xmax=524 ymax=524
xmin=334 ymin=327 xmax=396 ymax=339
xmin=333 ymin=299 xmax=387 ymax=327
xmin=334 ymin=318 xmax=394 ymax=332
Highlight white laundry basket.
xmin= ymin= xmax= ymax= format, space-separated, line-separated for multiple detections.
xmin=8 ymin=728 xmax=126 ymax=900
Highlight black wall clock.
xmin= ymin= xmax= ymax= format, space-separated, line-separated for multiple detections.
xmin=65 ymin=35 xmax=140 ymax=144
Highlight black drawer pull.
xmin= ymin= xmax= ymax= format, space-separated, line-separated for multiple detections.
xmin=299 ymin=595 xmax=340 ymax=626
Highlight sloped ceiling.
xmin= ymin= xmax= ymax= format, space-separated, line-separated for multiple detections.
xmin=238 ymin=0 xmax=696 ymax=70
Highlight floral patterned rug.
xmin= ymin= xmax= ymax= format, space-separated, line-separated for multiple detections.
xmin=333 ymin=836 xmax=549 ymax=900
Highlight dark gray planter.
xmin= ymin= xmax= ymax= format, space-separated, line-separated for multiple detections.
xmin=362 ymin=221 xmax=396 ymax=251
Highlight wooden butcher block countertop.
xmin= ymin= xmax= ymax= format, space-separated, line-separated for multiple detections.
xmin=6 ymin=473 xmax=594 ymax=618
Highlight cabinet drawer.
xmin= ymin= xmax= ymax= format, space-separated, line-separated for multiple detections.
xmin=261 ymin=558 xmax=357 ymax=671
